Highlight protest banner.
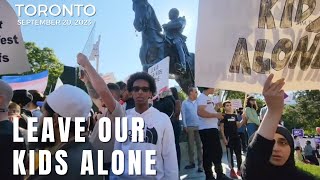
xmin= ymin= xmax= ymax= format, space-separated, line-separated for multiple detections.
xmin=292 ymin=129 xmax=304 ymax=137
xmin=212 ymin=96 xmax=221 ymax=104
xmin=231 ymin=99 xmax=243 ymax=109
xmin=148 ymin=57 xmax=170 ymax=96
xmin=0 ymin=0 xmax=30 ymax=75
xmin=196 ymin=0 xmax=320 ymax=93
xmin=284 ymin=92 xmax=297 ymax=105
xmin=2 ymin=70 xmax=49 ymax=93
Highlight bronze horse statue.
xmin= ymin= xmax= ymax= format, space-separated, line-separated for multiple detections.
xmin=132 ymin=0 xmax=195 ymax=94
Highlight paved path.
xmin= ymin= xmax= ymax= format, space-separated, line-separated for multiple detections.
xmin=179 ymin=142 xmax=245 ymax=180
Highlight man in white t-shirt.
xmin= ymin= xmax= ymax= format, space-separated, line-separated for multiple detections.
xmin=197 ymin=87 xmax=232 ymax=180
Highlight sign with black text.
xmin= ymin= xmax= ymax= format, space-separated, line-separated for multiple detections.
xmin=0 ymin=0 xmax=30 ymax=75
xmin=196 ymin=0 xmax=320 ymax=93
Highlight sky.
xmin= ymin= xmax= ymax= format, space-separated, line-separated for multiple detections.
xmin=9 ymin=0 xmax=199 ymax=86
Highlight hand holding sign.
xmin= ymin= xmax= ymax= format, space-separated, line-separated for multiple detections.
xmin=0 ymin=0 xmax=30 ymax=75
xmin=196 ymin=0 xmax=320 ymax=93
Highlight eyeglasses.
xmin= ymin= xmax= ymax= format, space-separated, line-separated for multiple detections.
xmin=132 ymin=86 xmax=150 ymax=92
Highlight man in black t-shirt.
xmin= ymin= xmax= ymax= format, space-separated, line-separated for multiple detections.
xmin=221 ymin=101 xmax=247 ymax=179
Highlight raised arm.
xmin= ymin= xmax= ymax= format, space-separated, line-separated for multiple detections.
xmin=77 ymin=53 xmax=116 ymax=112
xmin=80 ymin=73 xmax=102 ymax=108
xmin=257 ymin=74 xmax=285 ymax=140
xmin=242 ymin=74 xmax=285 ymax=179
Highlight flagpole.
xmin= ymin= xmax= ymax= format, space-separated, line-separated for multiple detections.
xmin=95 ymin=35 xmax=101 ymax=73
xmin=96 ymin=55 xmax=100 ymax=73
xmin=82 ymin=22 xmax=96 ymax=53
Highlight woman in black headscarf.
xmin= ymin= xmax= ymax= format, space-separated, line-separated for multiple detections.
xmin=241 ymin=74 xmax=315 ymax=180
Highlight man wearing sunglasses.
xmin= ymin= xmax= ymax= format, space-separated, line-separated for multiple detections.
xmin=112 ymin=72 xmax=178 ymax=179
xmin=0 ymin=80 xmax=25 ymax=180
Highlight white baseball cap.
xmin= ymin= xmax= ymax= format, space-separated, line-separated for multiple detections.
xmin=46 ymin=85 xmax=92 ymax=120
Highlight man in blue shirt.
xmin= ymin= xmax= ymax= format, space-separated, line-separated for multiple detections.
xmin=181 ymin=87 xmax=203 ymax=172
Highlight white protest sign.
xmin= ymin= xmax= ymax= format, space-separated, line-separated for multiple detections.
xmin=0 ymin=0 xmax=30 ymax=75
xmin=213 ymin=96 xmax=221 ymax=104
xmin=231 ymin=99 xmax=243 ymax=109
xmin=196 ymin=0 xmax=320 ymax=93
xmin=284 ymin=92 xmax=297 ymax=105
xmin=101 ymin=73 xmax=116 ymax=84
xmin=148 ymin=57 xmax=170 ymax=95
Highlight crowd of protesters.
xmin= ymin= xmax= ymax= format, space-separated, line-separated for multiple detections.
xmin=0 ymin=53 xmax=319 ymax=180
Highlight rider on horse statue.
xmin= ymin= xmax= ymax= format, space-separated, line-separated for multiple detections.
xmin=162 ymin=8 xmax=188 ymax=72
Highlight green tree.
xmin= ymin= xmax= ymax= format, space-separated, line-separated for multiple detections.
xmin=178 ymin=90 xmax=187 ymax=101
xmin=224 ymin=90 xmax=265 ymax=112
xmin=282 ymin=90 xmax=320 ymax=135
xmin=24 ymin=42 xmax=64 ymax=94
xmin=225 ymin=90 xmax=246 ymax=101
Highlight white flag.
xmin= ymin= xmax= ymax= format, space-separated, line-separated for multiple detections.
xmin=54 ymin=78 xmax=64 ymax=91
xmin=89 ymin=35 xmax=101 ymax=61
xmin=82 ymin=22 xmax=96 ymax=58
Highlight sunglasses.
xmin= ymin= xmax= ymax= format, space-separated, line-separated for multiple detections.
xmin=132 ymin=86 xmax=150 ymax=92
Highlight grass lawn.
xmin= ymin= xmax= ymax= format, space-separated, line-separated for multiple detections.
xmin=296 ymin=161 xmax=320 ymax=180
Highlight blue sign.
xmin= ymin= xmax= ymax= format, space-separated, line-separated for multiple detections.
xmin=292 ymin=129 xmax=304 ymax=137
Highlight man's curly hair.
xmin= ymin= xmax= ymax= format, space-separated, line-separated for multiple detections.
xmin=127 ymin=72 xmax=157 ymax=95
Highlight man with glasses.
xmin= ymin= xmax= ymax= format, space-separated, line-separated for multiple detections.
xmin=181 ymin=87 xmax=203 ymax=172
xmin=0 ymin=80 xmax=25 ymax=180
xmin=112 ymin=72 xmax=178 ymax=179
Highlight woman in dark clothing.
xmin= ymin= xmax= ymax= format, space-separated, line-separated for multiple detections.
xmin=170 ymin=87 xmax=182 ymax=170
xmin=242 ymin=74 xmax=315 ymax=180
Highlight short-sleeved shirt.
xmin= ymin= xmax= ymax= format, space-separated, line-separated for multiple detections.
xmin=181 ymin=99 xmax=199 ymax=127
xmin=89 ymin=101 xmax=125 ymax=163
xmin=196 ymin=93 xmax=218 ymax=130
xmin=221 ymin=114 xmax=239 ymax=139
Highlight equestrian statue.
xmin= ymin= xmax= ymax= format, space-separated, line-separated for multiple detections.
xmin=132 ymin=0 xmax=195 ymax=94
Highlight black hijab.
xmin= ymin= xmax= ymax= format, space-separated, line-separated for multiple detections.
xmin=248 ymin=126 xmax=315 ymax=180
